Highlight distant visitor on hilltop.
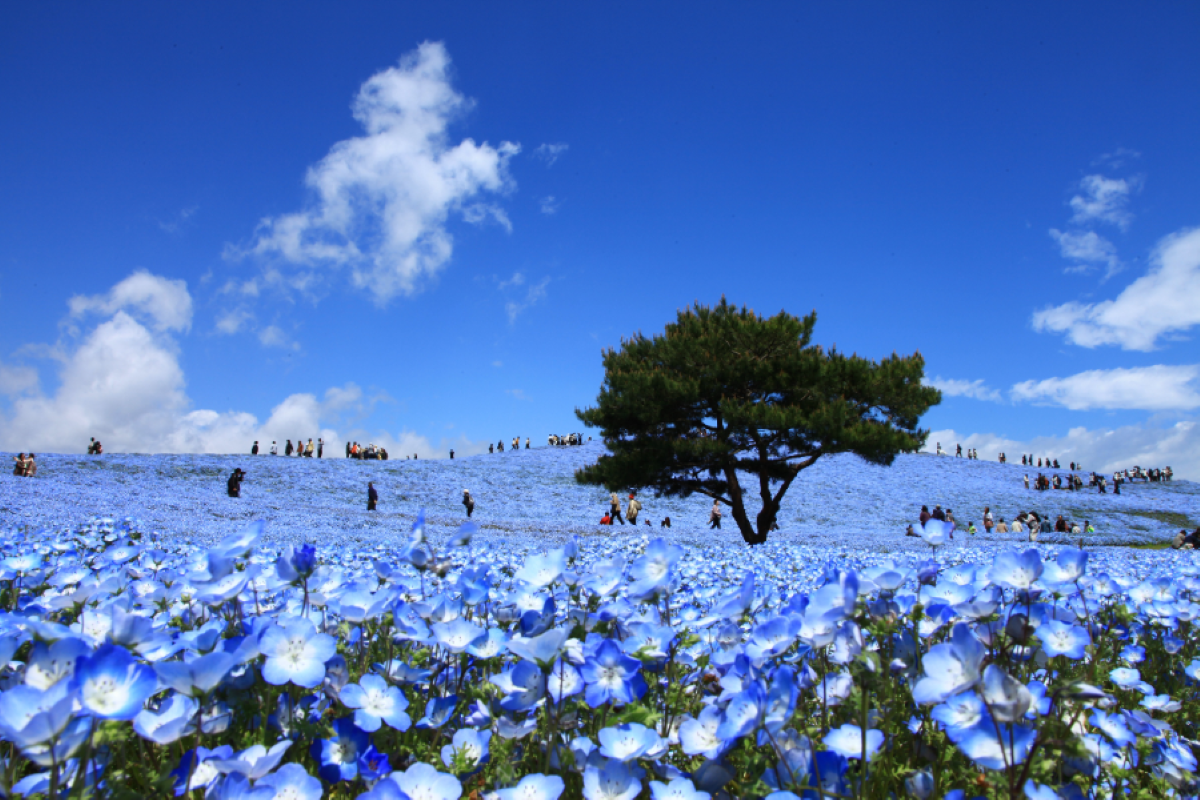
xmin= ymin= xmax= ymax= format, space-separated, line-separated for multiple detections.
xmin=87 ymin=437 xmax=103 ymax=455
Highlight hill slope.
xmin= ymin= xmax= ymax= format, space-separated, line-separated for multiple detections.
xmin=3 ymin=444 xmax=1197 ymax=548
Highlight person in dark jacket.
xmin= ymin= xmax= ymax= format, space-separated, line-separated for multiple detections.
xmin=317 ymin=438 xmax=324 ymax=459
xmin=919 ymin=505 xmax=931 ymax=527
xmin=367 ymin=482 xmax=378 ymax=511
xmin=462 ymin=490 xmax=474 ymax=518
xmin=285 ymin=440 xmax=294 ymax=456
xmin=251 ymin=441 xmax=259 ymax=455
xmin=227 ymin=469 xmax=245 ymax=497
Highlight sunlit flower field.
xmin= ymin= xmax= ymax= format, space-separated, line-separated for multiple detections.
xmin=0 ymin=446 xmax=1198 ymax=798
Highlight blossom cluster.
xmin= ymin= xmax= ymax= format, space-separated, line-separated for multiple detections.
xmin=0 ymin=501 xmax=1198 ymax=798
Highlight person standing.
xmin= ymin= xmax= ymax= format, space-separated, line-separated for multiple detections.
xmin=983 ymin=506 xmax=994 ymax=534
xmin=626 ymin=493 xmax=642 ymax=525
xmin=270 ymin=441 xmax=279 ymax=455
xmin=450 ymin=449 xmax=455 ymax=459
xmin=12 ymin=453 xmax=28 ymax=476
xmin=462 ymin=490 xmax=474 ymax=518
xmin=346 ymin=441 xmax=352 ymax=458
xmin=304 ymin=439 xmax=313 ymax=457
xmin=709 ymin=500 xmax=722 ymax=529
xmin=252 ymin=441 xmax=259 ymax=455
xmin=609 ymin=492 xmax=625 ymax=525
xmin=285 ymin=439 xmax=294 ymax=457
xmin=525 ymin=438 xmax=530 ymax=449
xmin=367 ymin=482 xmax=379 ymax=511
xmin=317 ymin=438 xmax=324 ymax=459
xmin=227 ymin=468 xmax=245 ymax=498
xmin=489 ymin=443 xmax=494 ymax=454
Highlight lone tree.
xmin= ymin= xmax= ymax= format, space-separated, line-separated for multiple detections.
xmin=575 ymin=298 xmax=941 ymax=545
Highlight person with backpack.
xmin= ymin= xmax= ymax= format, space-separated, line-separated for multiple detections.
xmin=626 ymin=493 xmax=642 ymax=525
xmin=609 ymin=492 xmax=625 ymax=525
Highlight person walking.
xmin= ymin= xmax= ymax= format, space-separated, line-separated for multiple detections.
xmin=626 ymin=492 xmax=642 ymax=525
xmin=462 ymin=490 xmax=474 ymax=518
xmin=709 ymin=500 xmax=722 ymax=529
xmin=317 ymin=438 xmax=324 ymax=459
xmin=285 ymin=439 xmax=294 ymax=457
xmin=252 ymin=441 xmax=259 ymax=455
xmin=367 ymin=482 xmax=379 ymax=511
xmin=609 ymin=492 xmax=625 ymax=525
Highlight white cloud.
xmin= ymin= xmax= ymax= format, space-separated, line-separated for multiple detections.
xmin=257 ymin=325 xmax=296 ymax=350
xmin=504 ymin=276 xmax=549 ymax=323
xmin=497 ymin=272 xmax=525 ymax=290
xmin=1049 ymin=229 xmax=1121 ymax=278
xmin=0 ymin=362 xmax=39 ymax=395
xmin=539 ymin=196 xmax=560 ymax=215
xmin=926 ymin=377 xmax=1001 ymax=402
xmin=240 ymin=41 xmax=519 ymax=304
xmin=1069 ymin=174 xmax=1137 ymax=230
xmin=215 ymin=309 xmax=254 ymax=335
xmin=68 ymin=270 xmax=192 ymax=333
xmin=924 ymin=420 xmax=1200 ymax=480
xmin=533 ymin=143 xmax=568 ymax=166
xmin=1093 ymin=148 xmax=1141 ymax=170
xmin=1012 ymin=365 xmax=1200 ymax=411
xmin=158 ymin=205 xmax=197 ymax=234
xmin=1032 ymin=225 xmax=1200 ymax=350
xmin=1 ymin=272 xmax=398 ymax=456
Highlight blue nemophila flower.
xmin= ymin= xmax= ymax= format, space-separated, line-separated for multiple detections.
xmin=547 ymin=659 xmax=584 ymax=703
xmin=1037 ymin=619 xmax=1091 ymax=659
xmin=912 ymin=623 xmax=985 ymax=705
xmin=155 ymin=650 xmax=239 ymax=697
xmin=276 ymin=543 xmax=318 ymax=584
xmin=133 ymin=693 xmax=198 ymax=744
xmin=210 ymin=740 xmax=292 ymax=780
xmin=259 ymin=615 xmax=337 ymax=688
xmin=256 ymin=762 xmax=323 ymax=800
xmin=679 ymin=706 xmax=728 ymax=760
xmin=649 ymin=777 xmax=710 ymax=800
xmin=207 ymin=773 xmax=276 ymax=800
xmin=73 ymin=642 xmax=157 ymax=720
xmin=957 ymin=717 xmax=1037 ymax=770
xmin=491 ymin=660 xmax=546 ymax=713
xmin=1089 ymin=709 xmax=1137 ymax=748
xmin=432 ymin=619 xmax=486 ymax=653
xmin=904 ymin=770 xmax=935 ymax=799
xmin=717 ymin=682 xmax=766 ymax=740
xmin=598 ymin=722 xmax=665 ymax=761
xmin=508 ymin=628 xmax=568 ymax=666
xmin=988 ymin=549 xmax=1044 ymax=590
xmin=356 ymin=777 xmax=411 ymax=800
xmin=931 ymin=691 xmax=986 ymax=743
xmin=515 ymin=548 xmax=567 ymax=589
xmin=416 ymin=695 xmax=460 ymax=730
xmin=919 ymin=518 xmax=951 ymax=548
xmin=496 ymin=773 xmax=565 ymax=800
xmin=391 ymin=761 xmax=463 ymax=800
xmin=628 ymin=538 xmax=684 ymax=599
xmin=441 ymin=727 xmax=492 ymax=774
xmin=823 ymin=724 xmax=884 ymax=761
xmin=582 ymin=757 xmax=642 ymax=800
xmin=312 ymin=716 xmax=371 ymax=782
xmin=23 ymin=636 xmax=92 ymax=690
xmin=746 ymin=616 xmax=797 ymax=661
xmin=980 ymin=665 xmax=1034 ymax=722
xmin=0 ymin=681 xmax=75 ymax=748
xmin=340 ymin=673 xmax=412 ymax=732
xmin=581 ymin=639 xmax=647 ymax=707
xmin=173 ymin=745 xmax=235 ymax=796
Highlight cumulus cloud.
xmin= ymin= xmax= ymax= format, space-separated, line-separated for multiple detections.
xmin=1049 ymin=229 xmax=1121 ymax=278
xmin=924 ymin=420 xmax=1199 ymax=480
xmin=0 ymin=272 xmax=479 ymax=458
xmin=215 ymin=309 xmax=254 ymax=335
xmin=1011 ymin=365 xmax=1200 ymax=411
xmin=926 ymin=377 xmax=1001 ymax=402
xmin=240 ymin=41 xmax=519 ymax=303
xmin=68 ymin=270 xmax=192 ymax=333
xmin=533 ymin=143 xmax=568 ymax=166
xmin=1032 ymin=226 xmax=1200 ymax=350
xmin=1069 ymin=174 xmax=1138 ymax=230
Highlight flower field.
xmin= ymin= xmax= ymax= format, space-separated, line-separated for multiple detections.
xmin=0 ymin=446 xmax=1198 ymax=797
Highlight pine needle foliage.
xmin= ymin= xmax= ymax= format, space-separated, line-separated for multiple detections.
xmin=575 ymin=298 xmax=942 ymax=545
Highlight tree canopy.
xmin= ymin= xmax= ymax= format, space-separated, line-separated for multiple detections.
xmin=575 ymin=298 xmax=942 ymax=545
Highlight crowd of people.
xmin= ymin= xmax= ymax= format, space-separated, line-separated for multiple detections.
xmin=908 ymin=504 xmax=1095 ymax=543
xmin=11 ymin=453 xmax=37 ymax=477
xmin=548 ymin=433 xmax=586 ymax=446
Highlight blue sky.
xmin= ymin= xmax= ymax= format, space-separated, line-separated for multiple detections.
xmin=2 ymin=3 xmax=1199 ymax=475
